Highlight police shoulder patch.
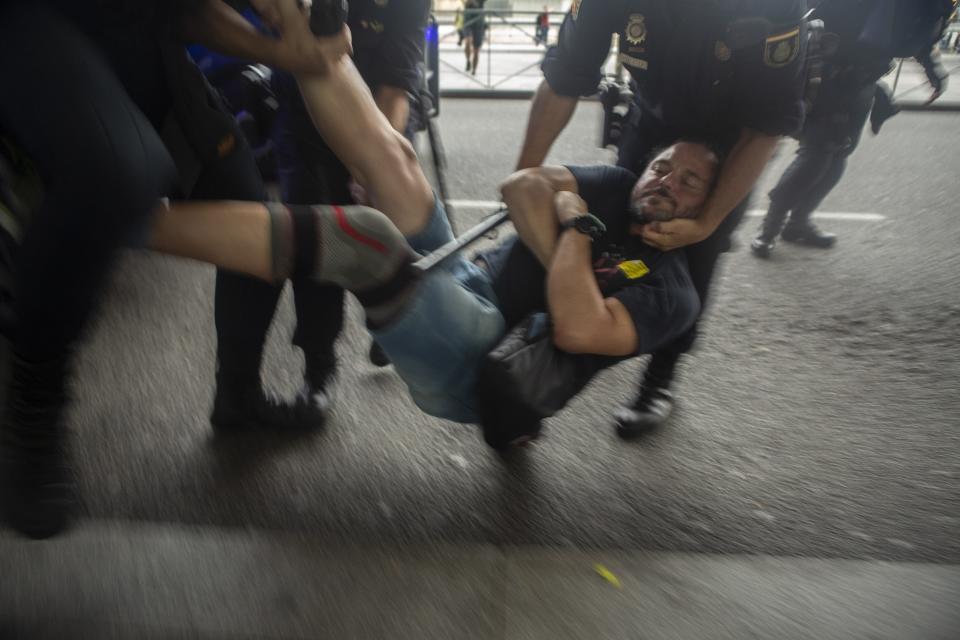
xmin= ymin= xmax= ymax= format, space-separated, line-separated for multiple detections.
xmin=763 ymin=26 xmax=800 ymax=68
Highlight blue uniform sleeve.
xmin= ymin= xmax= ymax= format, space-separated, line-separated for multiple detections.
xmin=734 ymin=1 xmax=808 ymax=136
xmin=542 ymin=0 xmax=626 ymax=97
xmin=376 ymin=1 xmax=430 ymax=95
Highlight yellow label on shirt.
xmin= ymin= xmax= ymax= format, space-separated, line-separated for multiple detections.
xmin=618 ymin=260 xmax=649 ymax=280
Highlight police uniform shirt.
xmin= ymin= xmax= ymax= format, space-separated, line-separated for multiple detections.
xmin=814 ymin=0 xmax=951 ymax=82
xmin=349 ymin=0 xmax=431 ymax=96
xmin=47 ymin=0 xmax=198 ymax=125
xmin=543 ymin=0 xmax=808 ymax=141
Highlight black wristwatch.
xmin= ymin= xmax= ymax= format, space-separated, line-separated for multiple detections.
xmin=559 ymin=214 xmax=607 ymax=241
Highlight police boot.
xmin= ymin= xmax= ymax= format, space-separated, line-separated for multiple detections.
xmin=368 ymin=341 xmax=390 ymax=368
xmin=780 ymin=221 xmax=836 ymax=248
xmin=300 ymin=351 xmax=337 ymax=417
xmin=1 ymin=350 xmax=76 ymax=539
xmin=870 ymin=84 xmax=900 ymax=135
xmin=612 ymin=373 xmax=674 ymax=439
xmin=750 ymin=225 xmax=779 ymax=258
xmin=211 ymin=371 xmax=327 ymax=434
xmin=751 ymin=203 xmax=790 ymax=258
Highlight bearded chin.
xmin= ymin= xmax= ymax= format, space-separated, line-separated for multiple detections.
xmin=629 ymin=201 xmax=675 ymax=224
xmin=629 ymin=199 xmax=698 ymax=224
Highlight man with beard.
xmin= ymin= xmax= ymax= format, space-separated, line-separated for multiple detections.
xmin=145 ymin=140 xmax=718 ymax=447
xmin=514 ymin=0 xmax=809 ymax=438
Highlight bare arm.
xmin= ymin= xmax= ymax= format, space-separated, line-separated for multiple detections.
xmin=499 ymin=165 xmax=578 ymax=267
xmin=643 ymin=128 xmax=779 ymax=251
xmin=515 ymin=80 xmax=580 ymax=169
xmin=178 ymin=0 xmax=351 ymax=75
xmin=546 ymin=192 xmax=638 ymax=356
xmin=374 ymin=85 xmax=412 ymax=134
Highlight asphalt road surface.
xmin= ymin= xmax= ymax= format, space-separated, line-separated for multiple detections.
xmin=2 ymin=100 xmax=958 ymax=638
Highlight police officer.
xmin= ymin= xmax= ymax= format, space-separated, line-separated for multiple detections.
xmin=751 ymin=0 xmax=953 ymax=257
xmin=211 ymin=0 xmax=431 ymax=430
xmin=515 ymin=0 xmax=808 ymax=437
xmin=0 ymin=0 xmax=348 ymax=538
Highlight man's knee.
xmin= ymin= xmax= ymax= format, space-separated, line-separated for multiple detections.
xmin=356 ymin=129 xmax=426 ymax=196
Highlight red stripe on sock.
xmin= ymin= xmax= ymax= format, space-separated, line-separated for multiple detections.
xmin=333 ymin=206 xmax=388 ymax=255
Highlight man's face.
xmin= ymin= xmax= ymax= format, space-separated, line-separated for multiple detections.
xmin=629 ymin=142 xmax=718 ymax=227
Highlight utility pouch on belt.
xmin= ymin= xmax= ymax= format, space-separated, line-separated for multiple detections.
xmin=478 ymin=313 xmax=619 ymax=420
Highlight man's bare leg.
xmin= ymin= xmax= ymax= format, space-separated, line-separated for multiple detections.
xmin=294 ymin=59 xmax=436 ymax=237
xmin=148 ymin=200 xmax=414 ymax=308
xmin=149 ymin=201 xmax=275 ymax=282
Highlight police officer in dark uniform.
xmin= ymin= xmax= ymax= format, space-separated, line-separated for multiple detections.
xmin=751 ymin=0 xmax=953 ymax=257
xmin=0 ymin=0 xmax=348 ymax=538
xmin=212 ymin=0 xmax=430 ymax=430
xmin=515 ymin=0 xmax=808 ymax=437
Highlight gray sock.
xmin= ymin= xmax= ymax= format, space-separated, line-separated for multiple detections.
xmin=268 ymin=203 xmax=420 ymax=325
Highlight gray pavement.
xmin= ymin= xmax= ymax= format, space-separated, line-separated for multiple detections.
xmin=1 ymin=103 xmax=959 ymax=637
xmin=3 ymin=522 xmax=959 ymax=639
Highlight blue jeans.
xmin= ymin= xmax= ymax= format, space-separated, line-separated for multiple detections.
xmin=371 ymin=198 xmax=505 ymax=423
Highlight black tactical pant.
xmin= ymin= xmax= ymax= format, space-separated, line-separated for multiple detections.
xmin=765 ymin=82 xmax=875 ymax=230
xmin=213 ymin=71 xmax=347 ymax=385
xmin=0 ymin=3 xmax=175 ymax=363
xmin=616 ymin=110 xmax=747 ymax=384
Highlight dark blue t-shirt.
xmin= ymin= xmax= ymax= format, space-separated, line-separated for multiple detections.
xmin=490 ymin=164 xmax=697 ymax=355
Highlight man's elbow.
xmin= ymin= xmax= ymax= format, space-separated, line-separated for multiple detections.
xmin=500 ymin=170 xmax=552 ymax=214
xmin=551 ymin=323 xmax=594 ymax=354
xmin=500 ymin=168 xmax=544 ymax=199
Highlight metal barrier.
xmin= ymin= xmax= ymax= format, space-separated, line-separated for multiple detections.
xmin=434 ymin=9 xmax=564 ymax=91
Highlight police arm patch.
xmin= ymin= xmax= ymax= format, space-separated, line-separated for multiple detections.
xmin=763 ymin=26 xmax=800 ymax=68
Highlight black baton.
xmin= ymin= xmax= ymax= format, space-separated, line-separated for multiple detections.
xmin=413 ymin=208 xmax=510 ymax=274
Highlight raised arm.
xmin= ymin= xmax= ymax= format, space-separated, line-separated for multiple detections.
xmin=178 ymin=0 xmax=351 ymax=75
xmin=499 ymin=165 xmax=578 ymax=267
xmin=515 ymin=82 xmax=580 ymax=170
xmin=515 ymin=3 xmax=622 ymax=169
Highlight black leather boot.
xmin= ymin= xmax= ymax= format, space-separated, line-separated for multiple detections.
xmin=870 ymin=84 xmax=900 ymax=135
xmin=612 ymin=365 xmax=676 ymax=439
xmin=1 ymin=350 xmax=75 ymax=539
xmin=751 ymin=202 xmax=790 ymax=258
xmin=301 ymin=351 xmax=337 ymax=416
xmin=780 ymin=222 xmax=837 ymax=248
xmin=211 ymin=370 xmax=327 ymax=433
